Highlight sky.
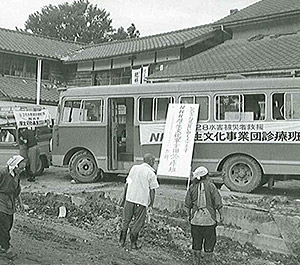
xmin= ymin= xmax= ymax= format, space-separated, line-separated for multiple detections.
xmin=0 ymin=0 xmax=260 ymax=37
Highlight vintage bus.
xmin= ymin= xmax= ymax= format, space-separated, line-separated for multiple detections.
xmin=0 ymin=106 xmax=52 ymax=175
xmin=52 ymin=77 xmax=300 ymax=192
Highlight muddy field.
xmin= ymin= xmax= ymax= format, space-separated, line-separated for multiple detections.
xmin=1 ymin=166 xmax=300 ymax=265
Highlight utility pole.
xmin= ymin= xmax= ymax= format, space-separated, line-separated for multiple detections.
xmin=36 ymin=58 xmax=42 ymax=105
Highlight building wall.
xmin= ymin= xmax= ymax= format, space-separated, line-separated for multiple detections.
xmin=75 ymin=71 xmax=92 ymax=87
xmin=62 ymin=64 xmax=77 ymax=87
xmin=0 ymin=52 xmax=66 ymax=84
xmin=70 ymin=47 xmax=183 ymax=87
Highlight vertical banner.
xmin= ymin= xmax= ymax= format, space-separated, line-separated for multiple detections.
xmin=132 ymin=68 xmax=142 ymax=84
xmin=157 ymin=104 xmax=199 ymax=178
xmin=142 ymin=65 xmax=149 ymax=84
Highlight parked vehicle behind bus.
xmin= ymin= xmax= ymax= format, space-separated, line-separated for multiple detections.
xmin=52 ymin=77 xmax=300 ymax=192
xmin=0 ymin=106 xmax=52 ymax=175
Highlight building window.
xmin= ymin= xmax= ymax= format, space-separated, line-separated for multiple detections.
xmin=93 ymin=68 xmax=131 ymax=86
xmin=0 ymin=54 xmax=37 ymax=78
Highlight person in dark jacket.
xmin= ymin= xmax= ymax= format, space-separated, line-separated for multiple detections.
xmin=19 ymin=127 xmax=40 ymax=182
xmin=0 ymin=155 xmax=26 ymax=258
xmin=185 ymin=166 xmax=224 ymax=264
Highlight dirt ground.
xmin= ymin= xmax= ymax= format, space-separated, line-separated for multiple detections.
xmin=1 ymin=166 xmax=300 ymax=265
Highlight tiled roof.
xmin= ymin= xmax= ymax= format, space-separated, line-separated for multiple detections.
xmin=0 ymin=76 xmax=59 ymax=104
xmin=215 ymin=0 xmax=300 ymax=25
xmin=63 ymin=25 xmax=215 ymax=62
xmin=0 ymin=28 xmax=82 ymax=60
xmin=147 ymin=32 xmax=300 ymax=81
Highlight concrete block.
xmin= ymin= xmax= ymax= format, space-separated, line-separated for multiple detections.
xmin=218 ymin=226 xmax=291 ymax=255
xmin=224 ymin=206 xmax=281 ymax=237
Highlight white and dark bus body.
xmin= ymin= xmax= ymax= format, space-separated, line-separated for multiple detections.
xmin=52 ymin=78 xmax=300 ymax=192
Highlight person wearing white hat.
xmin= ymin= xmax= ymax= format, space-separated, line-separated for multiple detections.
xmin=0 ymin=155 xmax=26 ymax=258
xmin=185 ymin=166 xmax=224 ymax=264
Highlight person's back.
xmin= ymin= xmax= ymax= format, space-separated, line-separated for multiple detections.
xmin=126 ymin=163 xmax=156 ymax=207
xmin=119 ymin=153 xmax=159 ymax=249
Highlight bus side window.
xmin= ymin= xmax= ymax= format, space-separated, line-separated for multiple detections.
xmin=272 ymin=93 xmax=284 ymax=120
xmin=154 ymin=97 xmax=173 ymax=121
xmin=139 ymin=97 xmax=173 ymax=122
xmin=216 ymin=95 xmax=241 ymax=121
xmin=0 ymin=128 xmax=16 ymax=143
xmin=139 ymin=98 xmax=153 ymax=121
xmin=244 ymin=94 xmax=265 ymax=121
xmin=180 ymin=96 xmax=209 ymax=121
xmin=61 ymin=100 xmax=81 ymax=123
xmin=285 ymin=92 xmax=300 ymax=120
xmin=81 ymin=100 xmax=103 ymax=122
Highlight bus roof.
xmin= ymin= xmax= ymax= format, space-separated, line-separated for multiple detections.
xmin=61 ymin=77 xmax=300 ymax=98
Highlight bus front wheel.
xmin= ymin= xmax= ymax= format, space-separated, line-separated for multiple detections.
xmin=223 ymin=155 xmax=262 ymax=193
xmin=69 ymin=150 xmax=101 ymax=183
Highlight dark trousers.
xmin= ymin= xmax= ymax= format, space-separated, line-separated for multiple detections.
xmin=28 ymin=145 xmax=40 ymax=176
xmin=0 ymin=212 xmax=13 ymax=250
xmin=121 ymin=201 xmax=147 ymax=243
xmin=191 ymin=224 xmax=217 ymax=252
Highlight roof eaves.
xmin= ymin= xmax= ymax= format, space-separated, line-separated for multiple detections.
xmin=62 ymin=44 xmax=185 ymax=64
xmin=184 ymin=29 xmax=219 ymax=48
xmin=213 ymin=9 xmax=300 ymax=28
xmin=62 ymin=25 xmax=214 ymax=63
xmin=0 ymin=27 xmax=84 ymax=46
xmin=148 ymin=68 xmax=300 ymax=82
xmin=0 ymin=48 xmax=63 ymax=61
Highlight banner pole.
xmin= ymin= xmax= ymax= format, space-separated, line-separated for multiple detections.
xmin=187 ymin=173 xmax=191 ymax=191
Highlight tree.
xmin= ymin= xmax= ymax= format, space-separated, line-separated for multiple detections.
xmin=111 ymin=24 xmax=140 ymax=41
xmin=23 ymin=0 xmax=140 ymax=44
xmin=127 ymin=23 xmax=140 ymax=39
xmin=110 ymin=27 xmax=129 ymax=41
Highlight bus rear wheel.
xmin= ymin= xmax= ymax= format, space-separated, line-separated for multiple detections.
xmin=69 ymin=150 xmax=101 ymax=183
xmin=223 ymin=155 xmax=262 ymax=193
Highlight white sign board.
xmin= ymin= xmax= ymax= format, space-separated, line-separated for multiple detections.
xmin=142 ymin=65 xmax=149 ymax=84
xmin=157 ymin=104 xmax=199 ymax=178
xmin=132 ymin=68 xmax=142 ymax=84
xmin=13 ymin=108 xmax=51 ymax=128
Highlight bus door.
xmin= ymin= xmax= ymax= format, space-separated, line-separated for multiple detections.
xmin=108 ymin=97 xmax=135 ymax=170
xmin=108 ymin=99 xmax=118 ymax=170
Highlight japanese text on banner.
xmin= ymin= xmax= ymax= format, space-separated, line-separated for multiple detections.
xmin=157 ymin=104 xmax=199 ymax=178
xmin=140 ymin=122 xmax=300 ymax=144
xmin=13 ymin=108 xmax=51 ymax=128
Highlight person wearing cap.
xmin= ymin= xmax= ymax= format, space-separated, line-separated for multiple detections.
xmin=0 ymin=155 xmax=26 ymax=258
xmin=118 ymin=153 xmax=159 ymax=249
xmin=185 ymin=166 xmax=224 ymax=264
